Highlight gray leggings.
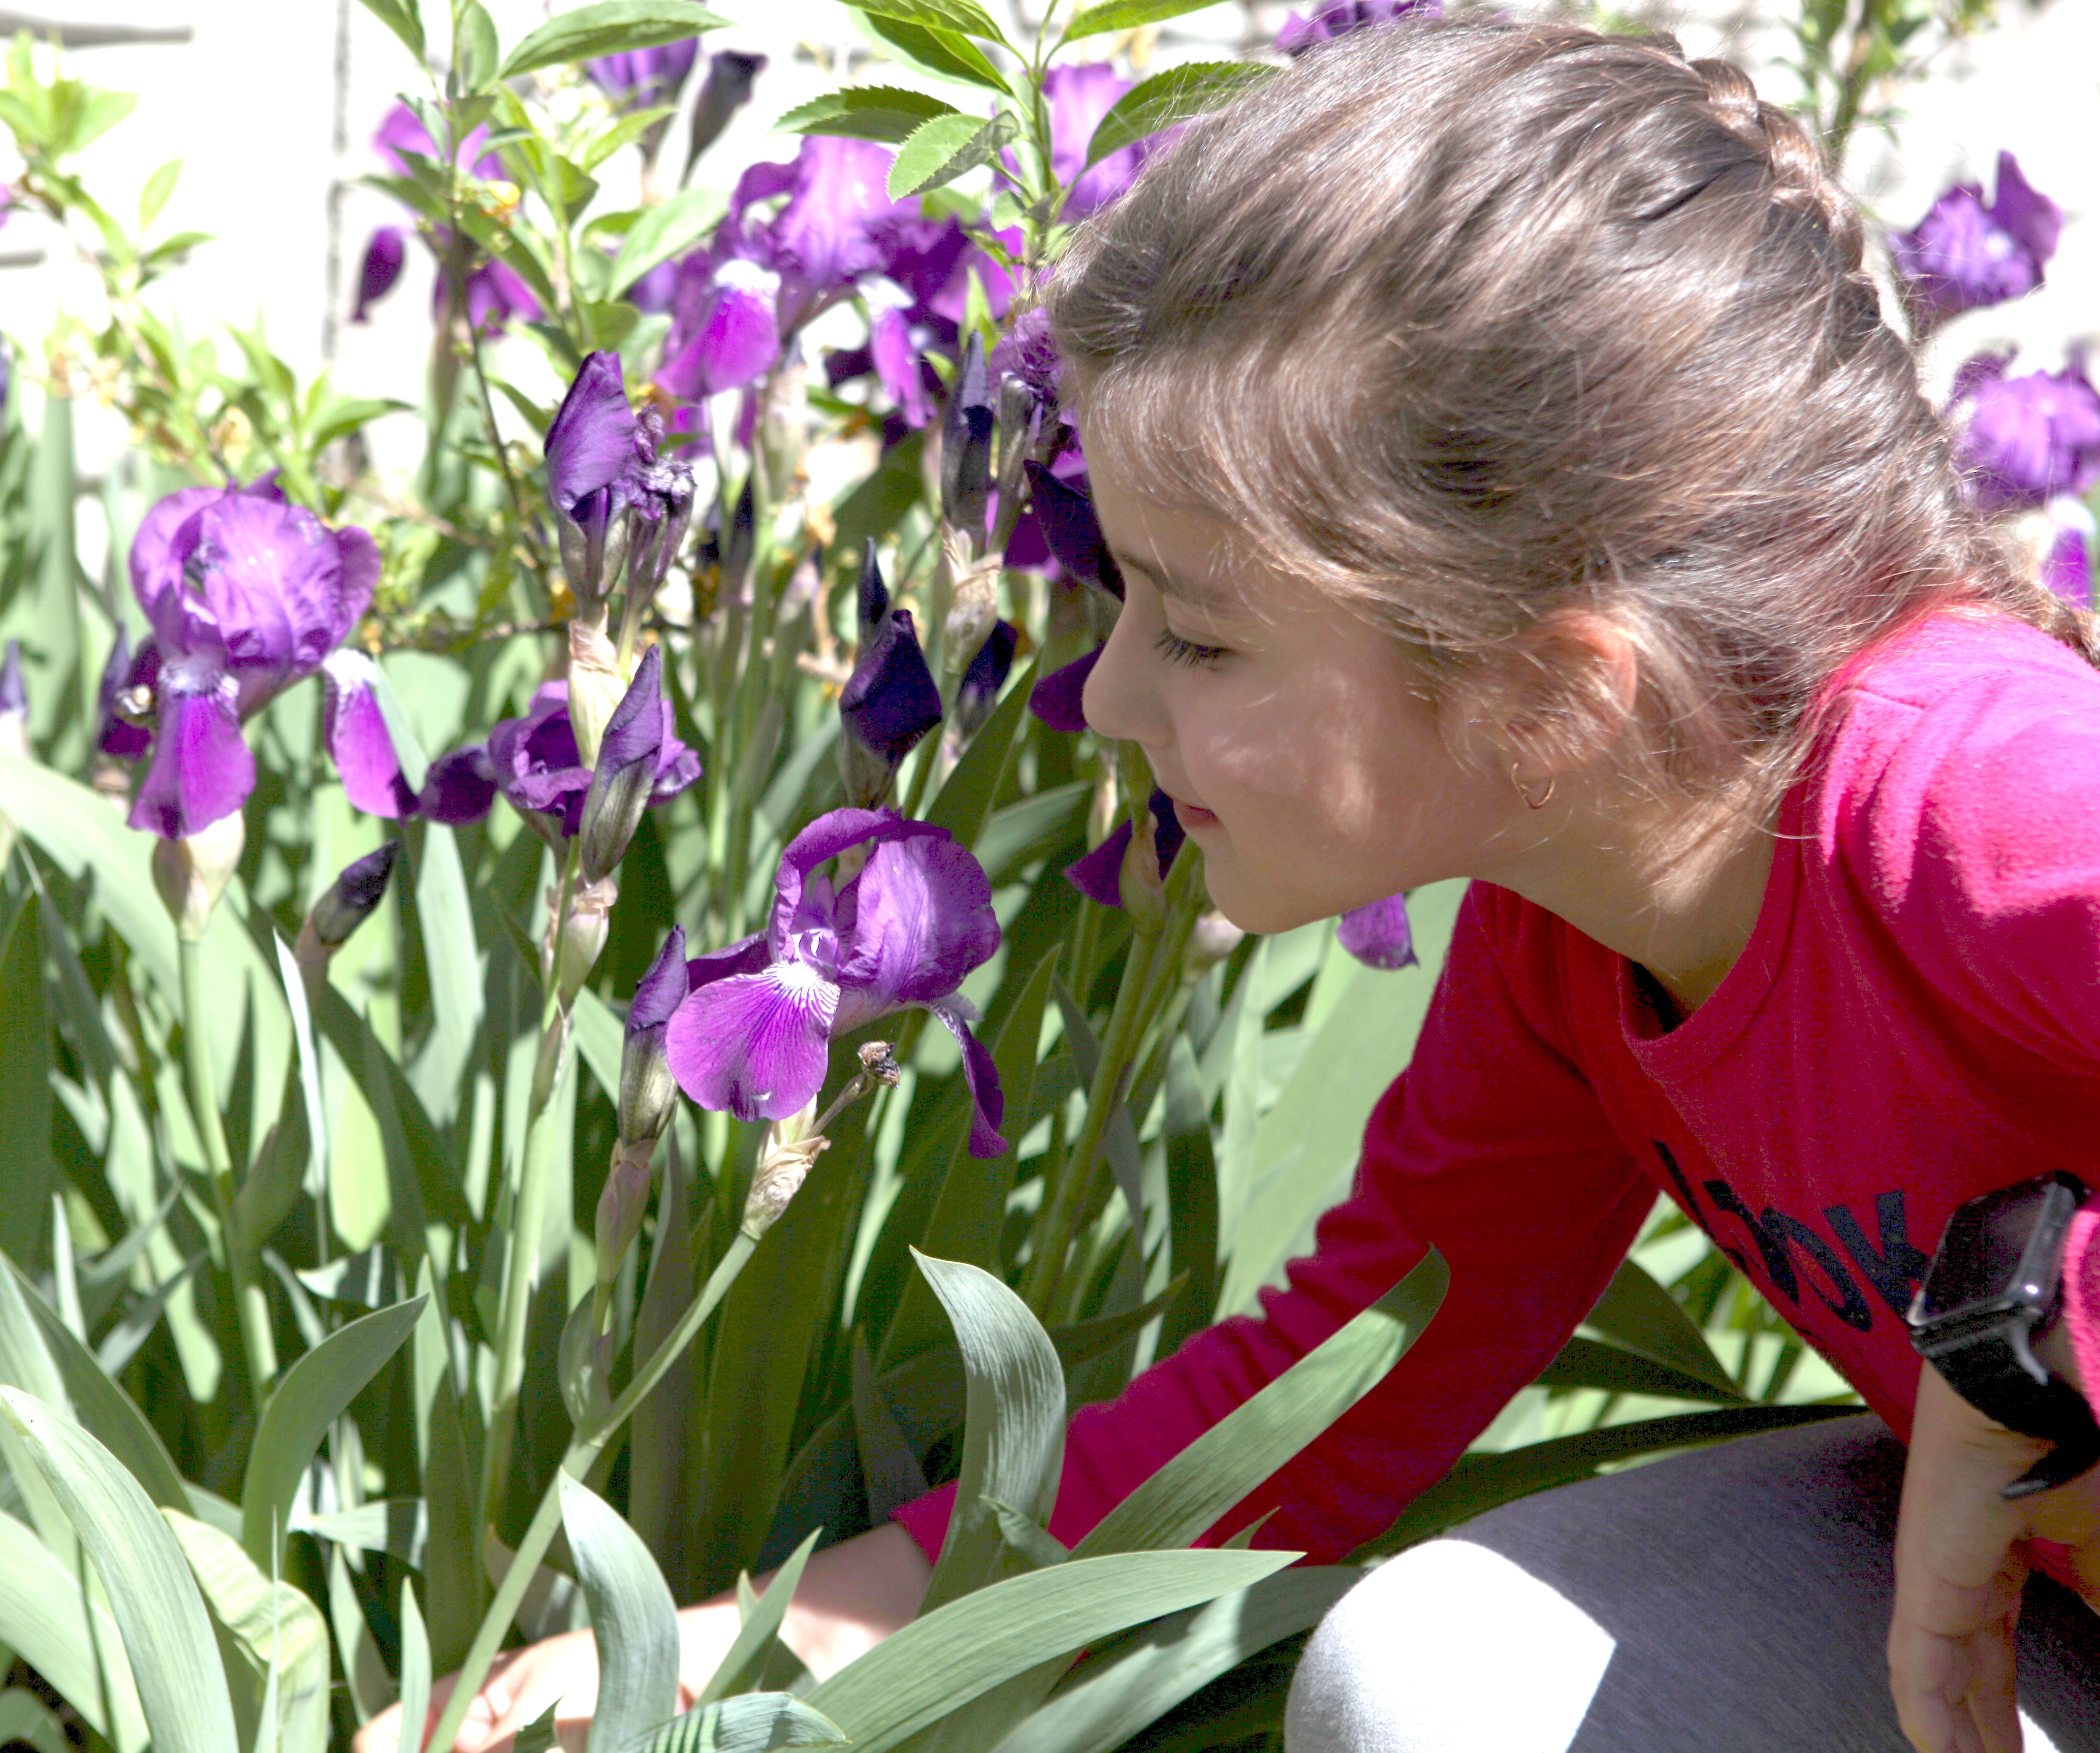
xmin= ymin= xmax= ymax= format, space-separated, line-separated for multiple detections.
xmin=1284 ymin=1417 xmax=2100 ymax=1753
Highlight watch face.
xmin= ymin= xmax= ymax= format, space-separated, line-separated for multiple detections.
xmin=1916 ymin=1175 xmax=2086 ymax=1324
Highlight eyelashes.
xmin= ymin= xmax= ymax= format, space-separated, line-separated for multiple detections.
xmin=1152 ymin=627 xmax=1229 ymax=669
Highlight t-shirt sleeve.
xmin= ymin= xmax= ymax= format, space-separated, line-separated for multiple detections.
xmin=1835 ymin=647 xmax=2100 ymax=1426
xmin=893 ymin=883 xmax=1654 ymax=1567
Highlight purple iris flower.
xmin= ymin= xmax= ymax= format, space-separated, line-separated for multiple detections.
xmin=127 ymin=478 xmax=378 ymax=837
xmin=1950 ymin=354 xmax=2100 ymax=510
xmin=353 ymin=226 xmax=406 ymax=323
xmin=1024 ymin=461 xmax=1122 ymax=596
xmin=2043 ymin=499 xmax=2094 ymax=609
xmin=322 ymin=651 xmax=416 ymax=819
xmin=483 ymin=680 xmax=700 ymax=838
xmin=990 ymin=307 xmax=1059 ymax=408
xmin=657 ymin=255 xmax=782 ymax=401
xmin=419 ymin=745 xmax=499 ymax=823
xmin=1066 ymin=791 xmax=1184 ymax=910
xmin=956 ymin=620 xmax=1018 ymax=736
xmin=459 ymin=256 xmax=542 ymax=336
xmin=663 ymin=808 xmax=1006 ymax=1155
xmin=1891 ymin=152 xmax=2061 ymax=330
xmin=719 ymin=136 xmax=911 ymax=333
xmin=585 ymin=38 xmax=700 ymax=112
xmin=1028 ymin=645 xmax=1100 ymax=734
xmin=1035 ymin=62 xmax=1155 ymax=221
xmin=371 ymin=106 xmax=539 ymax=335
xmin=1337 ymin=893 xmax=1416 ymax=969
xmin=1276 ymin=0 xmax=1439 ymax=54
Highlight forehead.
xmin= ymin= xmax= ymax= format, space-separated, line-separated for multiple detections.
xmin=1084 ymin=435 xmax=1260 ymax=612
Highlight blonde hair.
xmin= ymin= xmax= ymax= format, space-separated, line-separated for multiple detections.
xmin=1049 ymin=17 xmax=2085 ymax=809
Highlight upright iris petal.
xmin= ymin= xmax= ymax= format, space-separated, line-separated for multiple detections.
xmin=1891 ymin=152 xmax=2062 ymax=329
xmin=546 ymin=351 xmax=640 ymax=521
xmin=321 ymin=650 xmax=415 ymax=819
xmin=1039 ymin=63 xmax=1151 ymax=220
xmin=665 ymin=808 xmax=1005 ymax=1154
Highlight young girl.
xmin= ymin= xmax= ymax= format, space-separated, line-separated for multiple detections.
xmin=365 ymin=17 xmax=2100 ymax=1753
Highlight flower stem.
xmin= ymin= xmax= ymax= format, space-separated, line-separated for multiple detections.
xmin=178 ymin=935 xmax=276 ymax=1402
xmin=426 ymin=1227 xmax=760 ymax=1753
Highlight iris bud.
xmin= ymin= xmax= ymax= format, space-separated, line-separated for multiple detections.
xmin=566 ymin=619 xmax=628 ymax=770
xmin=617 ymin=926 xmax=687 ymax=1147
xmin=557 ymin=875 xmax=618 ymax=1005
xmin=941 ymin=331 xmax=995 ymax=542
xmin=152 ymin=809 xmax=247 ymax=943
xmin=304 ymin=841 xmax=402 ymax=954
xmin=578 ymin=645 xmax=667 ymax=885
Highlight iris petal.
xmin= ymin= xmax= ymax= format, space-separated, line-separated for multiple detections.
xmin=127 ymin=680 xmax=253 ymax=838
xmin=924 ymin=1001 xmax=1007 ymax=1159
xmin=1337 ymin=892 xmax=1417 ymax=970
xmin=835 ymin=831 xmax=998 ymax=1008
xmin=322 ymin=651 xmax=415 ymax=818
xmin=664 ymin=960 xmax=839 ymax=1122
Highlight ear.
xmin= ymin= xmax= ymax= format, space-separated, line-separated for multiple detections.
xmin=1446 ymin=607 xmax=1641 ymax=788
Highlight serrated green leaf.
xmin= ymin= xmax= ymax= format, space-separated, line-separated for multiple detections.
xmin=357 ymin=0 xmax=427 ymax=61
xmin=0 ymin=1390 xmax=239 ymax=1753
xmin=847 ymin=9 xmax=1011 ymax=94
xmin=856 ymin=0 xmax=1008 ymax=45
xmin=1059 ymin=0 xmax=1224 ymax=43
xmin=242 ymin=1297 xmax=425 ymax=1573
xmin=559 ymin=1475 xmax=681 ymax=1753
xmin=805 ymin=1550 xmax=1292 ymax=1753
xmin=139 ymin=158 xmax=182 ymax=228
xmin=606 ymin=187 xmax=728 ymax=294
xmin=1082 ymin=61 xmax=1274 ymax=172
xmin=888 ymin=107 xmax=1018 ymax=201
xmin=499 ymin=2 xmax=732 ymax=80
xmin=776 ymin=87 xmax=958 ymax=145
xmin=454 ymin=0 xmax=501 ymax=90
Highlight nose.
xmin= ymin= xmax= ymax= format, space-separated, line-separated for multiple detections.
xmin=1081 ymin=604 xmax=1171 ymax=748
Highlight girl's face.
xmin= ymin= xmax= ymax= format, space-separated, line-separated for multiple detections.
xmin=1081 ymin=435 xmax=1527 ymax=935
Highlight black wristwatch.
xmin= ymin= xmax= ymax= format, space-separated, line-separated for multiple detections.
xmin=1907 ymin=1171 xmax=2100 ymax=1499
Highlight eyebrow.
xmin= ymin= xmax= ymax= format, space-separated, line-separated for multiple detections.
xmin=1107 ymin=546 xmax=1234 ymax=608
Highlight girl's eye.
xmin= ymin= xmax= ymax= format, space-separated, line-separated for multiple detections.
xmin=1153 ymin=627 xmax=1229 ymax=669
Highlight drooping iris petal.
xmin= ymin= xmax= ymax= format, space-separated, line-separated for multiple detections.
xmin=419 ymin=745 xmax=498 ymax=823
xmin=1029 ymin=645 xmax=1101 ymax=733
xmin=1337 ymin=892 xmax=1417 ymax=970
xmin=663 ymin=960 xmax=840 ymax=1121
xmin=925 ymin=1001 xmax=1007 ymax=1159
xmin=658 ymin=256 xmax=783 ymax=401
xmin=321 ymin=650 xmax=415 ymax=818
xmin=1891 ymin=152 xmax=2062 ymax=327
xmin=1064 ymin=791 xmax=1184 ymax=910
xmin=2043 ymin=498 xmax=2095 ymax=609
xmin=867 ymin=291 xmax=935 ymax=428
xmin=1024 ymin=461 xmax=1122 ymax=596
xmin=354 ymin=226 xmax=407 ymax=323
xmin=1952 ymin=356 xmax=2100 ymax=510
xmin=128 ymin=680 xmax=253 ymax=838
xmin=833 ymin=830 xmax=999 ymax=1010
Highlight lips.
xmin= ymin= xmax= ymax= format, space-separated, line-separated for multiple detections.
xmin=1164 ymin=792 xmax=1217 ymax=828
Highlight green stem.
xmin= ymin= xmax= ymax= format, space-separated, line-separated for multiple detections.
xmin=426 ymin=1230 xmax=760 ymax=1753
xmin=179 ymin=936 xmax=276 ymax=1402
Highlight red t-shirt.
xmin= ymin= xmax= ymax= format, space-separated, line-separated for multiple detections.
xmin=895 ymin=610 xmax=2100 ymax=1567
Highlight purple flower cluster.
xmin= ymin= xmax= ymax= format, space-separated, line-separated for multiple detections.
xmin=1276 ymin=0 xmax=1440 ymax=55
xmin=664 ymin=808 xmax=1006 ymax=1155
xmin=119 ymin=477 xmax=378 ymax=838
xmin=1948 ymin=354 xmax=2100 ymax=511
xmin=1891 ymin=152 xmax=2061 ymax=332
xmin=584 ymin=38 xmax=700 ymax=114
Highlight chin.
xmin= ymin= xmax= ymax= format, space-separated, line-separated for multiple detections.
xmin=1200 ymin=863 xmax=1322 ymax=938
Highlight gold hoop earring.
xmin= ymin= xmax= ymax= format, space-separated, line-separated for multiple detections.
xmin=1512 ymin=765 xmax=1556 ymax=811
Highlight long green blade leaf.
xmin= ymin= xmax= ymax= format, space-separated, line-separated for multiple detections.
xmin=0 ymin=1389 xmax=240 ymax=1753
xmin=0 ymin=1506 xmax=147 ymax=1752
xmin=558 ymin=1474 xmax=681 ymax=1753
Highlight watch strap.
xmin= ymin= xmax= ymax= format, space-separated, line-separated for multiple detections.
xmin=1916 ymin=1325 xmax=2100 ymax=1498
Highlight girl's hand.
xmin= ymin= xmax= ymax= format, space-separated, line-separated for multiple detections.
xmin=350 ymin=1523 xmax=932 ymax=1753
xmin=1889 ymin=1358 xmax=2100 ymax=1753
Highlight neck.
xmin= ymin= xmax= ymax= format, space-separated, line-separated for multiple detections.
xmin=1487 ymin=783 xmax=1778 ymax=1016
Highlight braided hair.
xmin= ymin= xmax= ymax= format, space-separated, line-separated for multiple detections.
xmin=1049 ymin=18 xmax=2088 ymax=811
